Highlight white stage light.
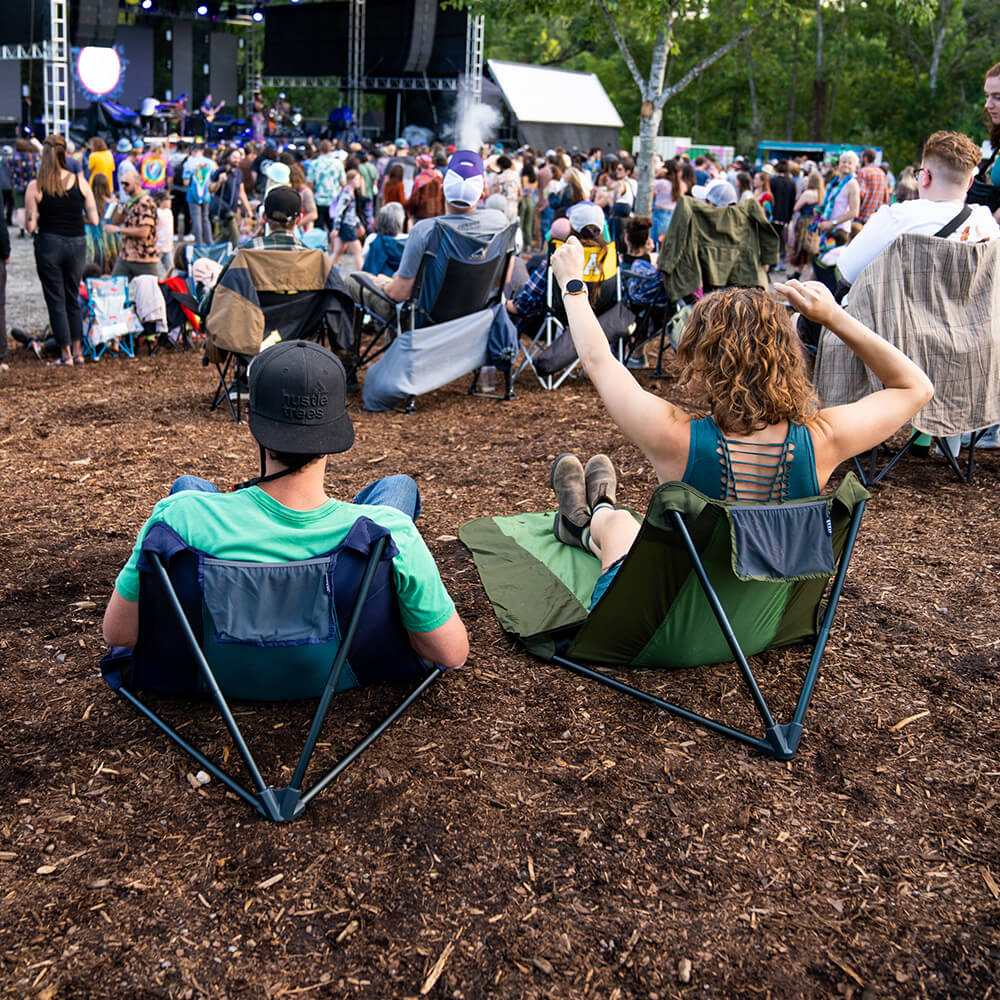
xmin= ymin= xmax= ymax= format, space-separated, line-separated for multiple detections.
xmin=77 ymin=47 xmax=122 ymax=97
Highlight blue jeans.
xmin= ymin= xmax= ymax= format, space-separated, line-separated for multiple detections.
xmin=170 ymin=473 xmax=422 ymax=521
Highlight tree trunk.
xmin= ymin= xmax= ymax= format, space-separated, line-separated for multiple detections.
xmin=810 ymin=0 xmax=826 ymax=140
xmin=635 ymin=106 xmax=664 ymax=217
xmin=745 ymin=39 xmax=760 ymax=156
xmin=786 ymin=18 xmax=799 ymax=140
xmin=634 ymin=27 xmax=670 ymax=217
xmin=928 ymin=0 xmax=953 ymax=95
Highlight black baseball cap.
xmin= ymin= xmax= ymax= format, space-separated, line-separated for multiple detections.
xmin=263 ymin=186 xmax=302 ymax=224
xmin=248 ymin=341 xmax=354 ymax=454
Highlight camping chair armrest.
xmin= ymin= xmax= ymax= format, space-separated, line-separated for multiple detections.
xmin=352 ymin=272 xmax=410 ymax=312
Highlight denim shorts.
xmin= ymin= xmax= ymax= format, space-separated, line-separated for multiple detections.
xmin=589 ymin=556 xmax=625 ymax=610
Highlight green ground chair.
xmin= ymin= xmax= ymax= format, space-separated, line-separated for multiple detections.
xmin=460 ymin=475 xmax=869 ymax=760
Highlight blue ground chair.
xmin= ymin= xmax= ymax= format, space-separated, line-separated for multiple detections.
xmin=352 ymin=221 xmax=519 ymax=411
xmin=82 ymin=275 xmax=141 ymax=360
xmin=100 ymin=518 xmax=446 ymax=822
xmin=461 ymin=476 xmax=869 ymax=760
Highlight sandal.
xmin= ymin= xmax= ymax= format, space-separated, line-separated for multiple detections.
xmin=72 ymin=353 xmax=86 ymax=365
xmin=48 ymin=357 xmax=74 ymax=368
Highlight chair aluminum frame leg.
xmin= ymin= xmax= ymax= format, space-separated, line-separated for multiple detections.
xmin=553 ymin=500 xmax=866 ymax=760
xmin=112 ymin=541 xmax=443 ymax=821
xmin=854 ymin=432 xmax=979 ymax=486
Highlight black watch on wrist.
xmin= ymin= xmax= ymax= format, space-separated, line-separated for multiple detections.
xmin=562 ymin=278 xmax=586 ymax=297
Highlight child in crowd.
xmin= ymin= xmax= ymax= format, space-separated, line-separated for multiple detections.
xmin=331 ymin=169 xmax=365 ymax=272
xmin=154 ymin=190 xmax=175 ymax=276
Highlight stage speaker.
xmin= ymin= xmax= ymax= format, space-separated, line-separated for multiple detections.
xmin=74 ymin=0 xmax=118 ymax=48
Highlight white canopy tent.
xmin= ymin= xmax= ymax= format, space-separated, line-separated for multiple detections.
xmin=487 ymin=59 xmax=624 ymax=153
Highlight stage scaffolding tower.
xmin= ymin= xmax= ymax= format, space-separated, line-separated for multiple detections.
xmin=245 ymin=18 xmax=263 ymax=97
xmin=44 ymin=0 xmax=71 ymax=138
xmin=348 ymin=0 xmax=366 ymax=126
xmin=465 ymin=13 xmax=484 ymax=105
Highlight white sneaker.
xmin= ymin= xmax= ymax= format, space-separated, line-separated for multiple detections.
xmin=975 ymin=426 xmax=1000 ymax=449
xmin=183 ymin=234 xmax=196 ymax=243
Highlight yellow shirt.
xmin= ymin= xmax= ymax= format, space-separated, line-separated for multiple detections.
xmin=87 ymin=149 xmax=114 ymax=190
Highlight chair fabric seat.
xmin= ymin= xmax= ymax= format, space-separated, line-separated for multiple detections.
xmin=460 ymin=476 xmax=868 ymax=668
xmin=107 ymin=518 xmax=426 ymax=701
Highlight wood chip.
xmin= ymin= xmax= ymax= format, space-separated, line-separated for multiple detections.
xmin=532 ymin=957 xmax=553 ymax=975
xmin=828 ymin=953 xmax=864 ymax=986
xmin=0 ymin=851 xmax=17 ymax=862
xmin=982 ymin=867 xmax=1000 ymax=900
xmin=256 ymin=873 xmax=284 ymax=890
xmin=677 ymin=957 xmax=692 ymax=983
xmin=890 ymin=710 xmax=930 ymax=732
xmin=420 ymin=935 xmax=458 ymax=995
xmin=35 ymin=865 xmax=57 ymax=875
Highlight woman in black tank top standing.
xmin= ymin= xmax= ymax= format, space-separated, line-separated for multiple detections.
xmin=25 ymin=135 xmax=99 ymax=366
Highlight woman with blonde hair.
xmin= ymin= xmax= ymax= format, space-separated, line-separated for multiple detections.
xmin=788 ymin=169 xmax=825 ymax=277
xmin=546 ymin=237 xmax=932 ymax=607
xmin=25 ymin=134 xmax=99 ymax=366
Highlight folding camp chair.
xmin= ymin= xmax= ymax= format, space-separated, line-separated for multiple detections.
xmin=82 ymin=275 xmax=141 ymax=360
xmin=461 ymin=475 xmax=869 ymax=760
xmin=515 ymin=240 xmax=626 ymax=390
xmin=815 ymin=234 xmax=1000 ymax=486
xmin=100 ymin=518 xmax=446 ymax=822
xmin=184 ymin=241 xmax=233 ymax=300
xmin=353 ymin=221 xmax=519 ymax=412
xmin=203 ymin=245 xmax=356 ymax=423
xmin=619 ymin=266 xmax=681 ymax=377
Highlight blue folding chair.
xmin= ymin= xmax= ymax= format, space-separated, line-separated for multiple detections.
xmin=82 ymin=275 xmax=142 ymax=360
xmin=100 ymin=518 xmax=447 ymax=822
xmin=184 ymin=241 xmax=233 ymax=301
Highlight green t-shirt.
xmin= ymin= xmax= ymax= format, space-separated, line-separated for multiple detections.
xmin=114 ymin=487 xmax=455 ymax=634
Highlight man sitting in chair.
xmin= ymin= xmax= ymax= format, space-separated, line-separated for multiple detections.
xmin=837 ymin=130 xmax=999 ymax=286
xmin=344 ymin=149 xmax=508 ymax=323
xmin=103 ymin=340 xmax=468 ymax=669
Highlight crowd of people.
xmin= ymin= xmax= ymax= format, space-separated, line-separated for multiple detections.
xmin=0 ymin=60 xmax=996 ymax=688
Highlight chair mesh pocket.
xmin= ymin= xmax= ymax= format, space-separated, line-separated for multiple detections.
xmin=728 ymin=500 xmax=836 ymax=582
xmin=201 ymin=556 xmax=335 ymax=645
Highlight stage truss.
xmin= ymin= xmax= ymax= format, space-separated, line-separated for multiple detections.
xmin=261 ymin=4 xmax=485 ymax=116
xmin=0 ymin=0 xmax=72 ymax=138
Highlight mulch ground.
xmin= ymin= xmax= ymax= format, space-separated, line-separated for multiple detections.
xmin=1 ymin=345 xmax=998 ymax=1000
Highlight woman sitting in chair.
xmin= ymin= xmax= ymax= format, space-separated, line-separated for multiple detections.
xmin=547 ymin=237 xmax=934 ymax=608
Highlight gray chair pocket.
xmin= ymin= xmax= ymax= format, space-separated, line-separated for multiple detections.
xmin=727 ymin=500 xmax=836 ymax=582
xmin=201 ymin=556 xmax=335 ymax=645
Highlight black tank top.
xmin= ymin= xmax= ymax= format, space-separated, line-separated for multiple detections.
xmin=37 ymin=175 xmax=86 ymax=237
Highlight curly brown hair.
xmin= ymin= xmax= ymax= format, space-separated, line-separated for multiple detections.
xmin=676 ymin=286 xmax=817 ymax=435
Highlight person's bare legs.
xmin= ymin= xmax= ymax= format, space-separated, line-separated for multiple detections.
xmin=346 ymin=240 xmax=363 ymax=272
xmin=331 ymin=234 xmax=346 ymax=266
xmin=587 ymin=505 xmax=640 ymax=572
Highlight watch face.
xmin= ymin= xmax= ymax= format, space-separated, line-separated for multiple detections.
xmin=565 ymin=279 xmax=585 ymax=294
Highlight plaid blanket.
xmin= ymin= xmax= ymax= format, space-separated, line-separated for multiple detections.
xmin=814 ymin=234 xmax=1000 ymax=436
